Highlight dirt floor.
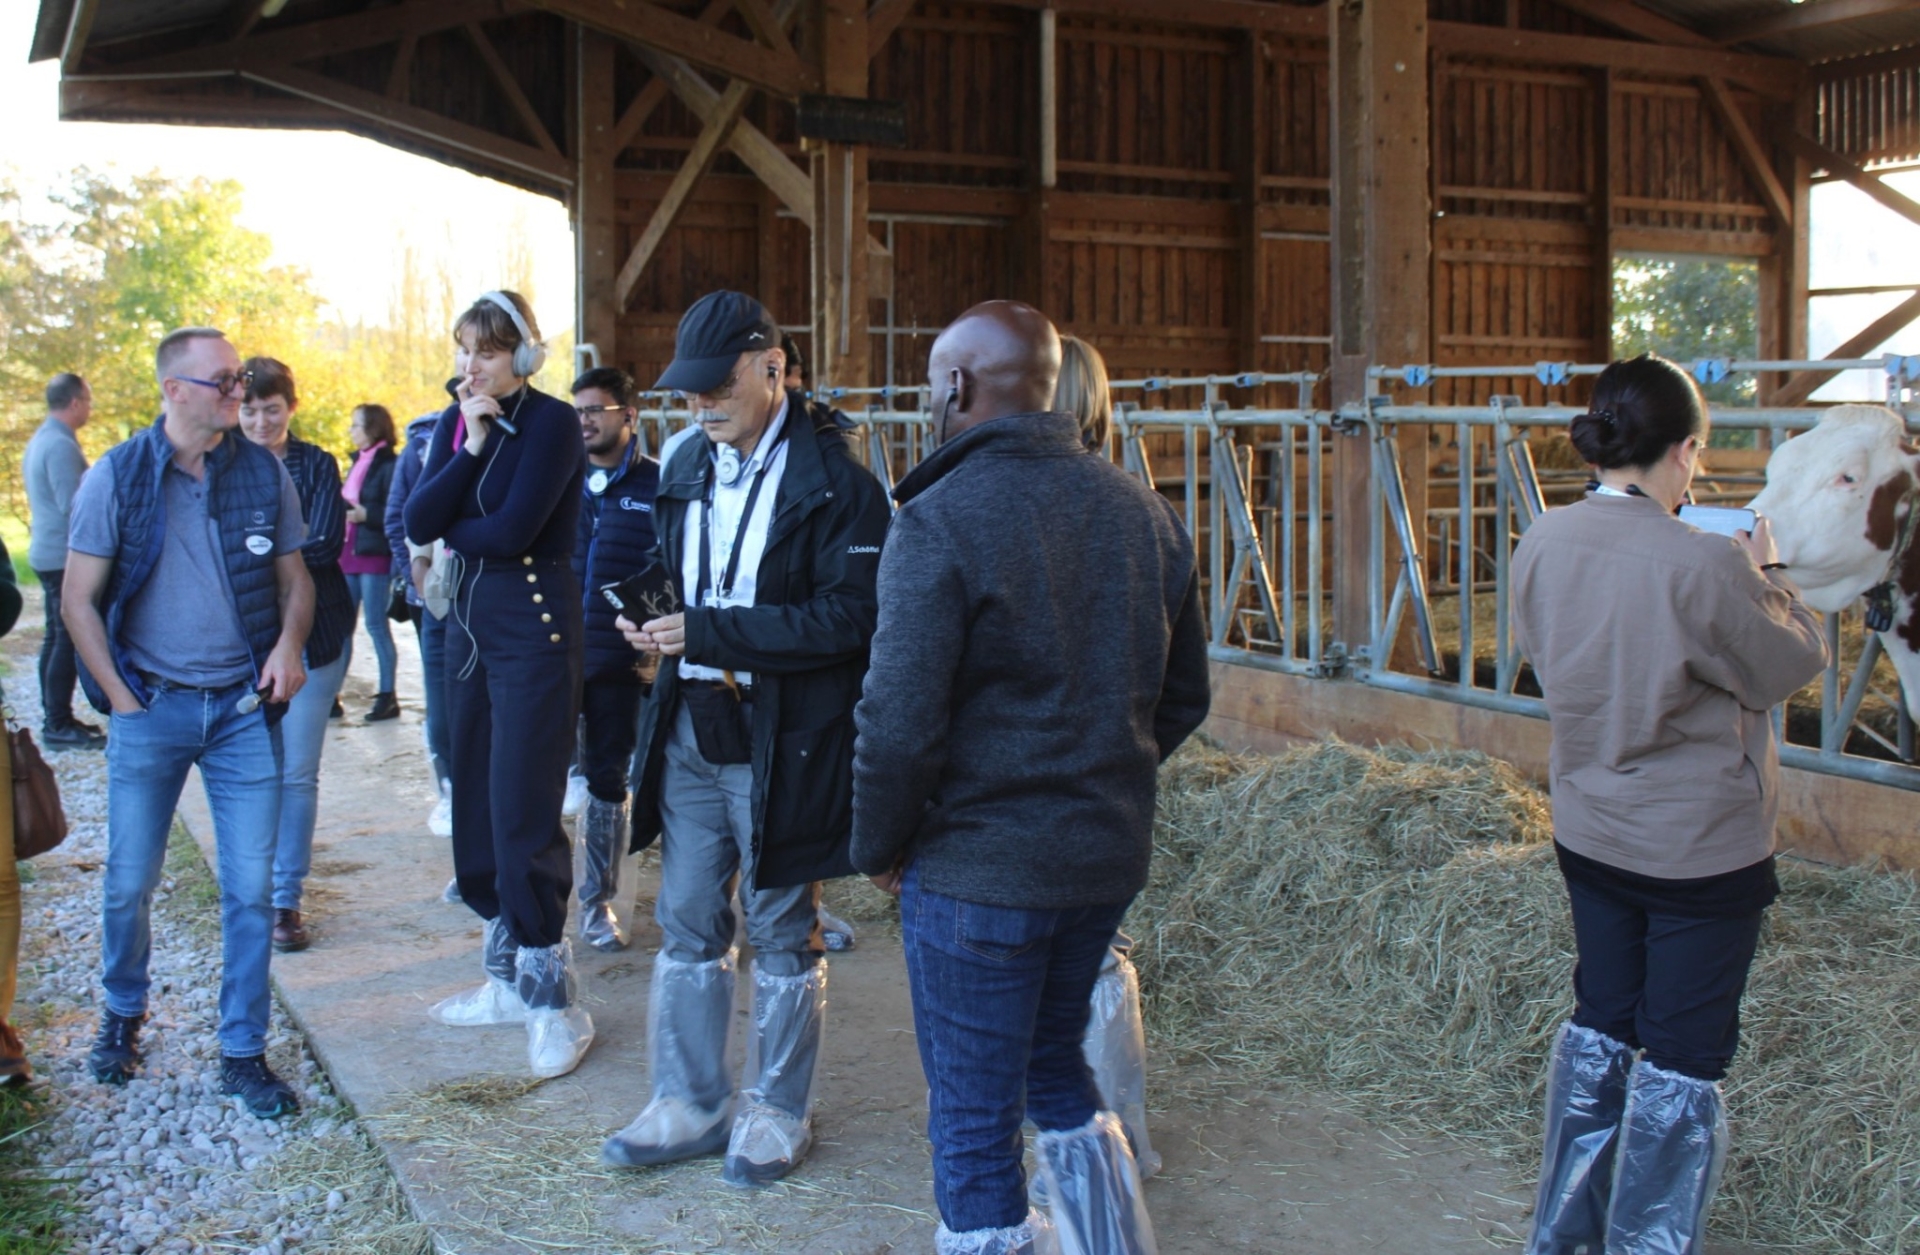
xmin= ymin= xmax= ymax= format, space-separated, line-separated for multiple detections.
xmin=6 ymin=587 xmax=1765 ymax=1253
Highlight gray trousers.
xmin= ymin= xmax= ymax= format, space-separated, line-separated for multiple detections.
xmin=656 ymin=702 xmax=821 ymax=978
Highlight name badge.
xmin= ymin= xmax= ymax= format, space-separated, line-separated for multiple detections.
xmin=246 ymin=535 xmax=273 ymax=556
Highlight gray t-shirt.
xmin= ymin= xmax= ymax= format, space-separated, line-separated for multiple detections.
xmin=22 ymin=417 xmax=88 ymax=572
xmin=68 ymin=440 xmax=306 ymax=688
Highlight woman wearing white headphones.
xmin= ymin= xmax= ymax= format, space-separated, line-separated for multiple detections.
xmin=403 ymin=290 xmax=594 ymax=1078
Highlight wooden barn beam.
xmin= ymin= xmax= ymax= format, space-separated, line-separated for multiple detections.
xmin=1429 ymin=21 xmax=1801 ymax=99
xmin=1591 ymin=67 xmax=1615 ymax=363
xmin=386 ymin=33 xmax=419 ymax=99
xmin=607 ymin=0 xmax=735 ymax=155
xmin=577 ymin=28 xmax=621 ymax=366
xmin=1546 ymin=0 xmax=1711 ymax=46
xmin=734 ymin=0 xmax=797 ymax=58
xmin=811 ymin=0 xmax=873 ymax=390
xmin=241 ymin=64 xmax=573 ymax=186
xmin=1772 ymin=290 xmax=1920 ymax=405
xmin=465 ymin=23 xmax=562 ymax=155
xmin=991 ymin=0 xmax=1326 ymax=36
xmin=60 ymin=0 xmax=99 ymax=73
xmin=632 ymin=46 xmax=815 ymax=226
xmin=97 ymin=0 xmax=520 ymax=78
xmin=1812 ymin=43 xmax=1920 ymax=83
xmin=1784 ymin=131 xmax=1920 ymax=231
xmin=1698 ymin=78 xmax=1792 ymax=227
xmin=617 ymin=80 xmax=754 ymax=310
xmin=226 ymin=1 xmax=270 ymax=43
xmin=1329 ymin=0 xmax=1429 ymax=663
xmin=527 ymin=0 xmax=820 ymax=96
xmin=1712 ymin=0 xmax=1920 ymax=48
xmin=867 ymin=0 xmax=918 ymax=59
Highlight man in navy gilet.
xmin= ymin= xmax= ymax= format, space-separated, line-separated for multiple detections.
xmin=62 ymin=327 xmax=315 ymax=1118
xmin=568 ymin=366 xmax=659 ymax=951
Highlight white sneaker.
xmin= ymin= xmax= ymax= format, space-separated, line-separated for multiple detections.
xmin=430 ymin=976 xmax=526 ymax=1026
xmin=562 ymin=774 xmax=588 ymax=818
xmin=428 ymin=779 xmax=453 ymax=838
xmin=527 ymin=1005 xmax=594 ymax=1078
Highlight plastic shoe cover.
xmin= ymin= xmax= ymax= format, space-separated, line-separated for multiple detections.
xmin=602 ymin=951 xmax=740 ymax=1167
xmin=1526 ymin=1022 xmax=1636 ymax=1255
xmin=1036 ymin=1111 xmax=1159 ymax=1255
xmin=818 ymin=905 xmax=857 ymax=952
xmin=562 ymin=772 xmax=589 ymax=818
xmin=515 ymin=941 xmax=583 ymax=1012
xmin=723 ymin=962 xmax=828 ymax=1185
xmin=427 ymin=779 xmax=453 ymax=838
xmin=936 ymin=1211 xmax=1062 ymax=1255
xmin=579 ymin=796 xmax=631 ymax=951
xmin=1085 ymin=951 xmax=1161 ymax=1180
xmin=441 ymin=877 xmax=462 ymax=904
xmin=1604 ymin=1060 xmax=1728 ymax=1255
xmin=527 ymin=1005 xmax=594 ymax=1079
xmin=430 ymin=919 xmax=526 ymax=1026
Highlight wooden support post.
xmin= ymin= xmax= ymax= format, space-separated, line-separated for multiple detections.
xmin=1240 ymin=31 xmax=1267 ymax=372
xmin=1592 ymin=68 xmax=1615 ymax=363
xmin=575 ymin=29 xmax=619 ymax=369
xmin=1758 ymin=89 xmax=1812 ymax=408
xmin=1328 ymin=0 xmax=1430 ymax=665
xmin=617 ymin=79 xmax=753 ymax=310
xmin=1039 ymin=7 xmax=1058 ymax=190
xmin=810 ymin=0 xmax=872 ymax=390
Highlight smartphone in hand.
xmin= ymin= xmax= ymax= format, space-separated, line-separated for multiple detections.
xmin=1678 ymin=505 xmax=1757 ymax=538
xmin=601 ymin=562 xmax=680 ymax=619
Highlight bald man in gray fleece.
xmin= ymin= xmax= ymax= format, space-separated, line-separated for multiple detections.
xmin=850 ymin=301 xmax=1208 ymax=1255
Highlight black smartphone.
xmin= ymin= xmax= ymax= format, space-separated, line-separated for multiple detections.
xmin=601 ymin=562 xmax=679 ymax=618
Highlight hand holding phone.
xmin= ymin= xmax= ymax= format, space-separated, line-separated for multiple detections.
xmin=601 ymin=561 xmax=680 ymax=620
xmin=1677 ymin=505 xmax=1757 ymax=538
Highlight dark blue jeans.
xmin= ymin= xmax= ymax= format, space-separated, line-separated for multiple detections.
xmin=415 ymin=611 xmax=450 ymax=784
xmin=34 ymin=568 xmax=80 ymax=730
xmin=900 ymin=864 xmax=1133 ymax=1233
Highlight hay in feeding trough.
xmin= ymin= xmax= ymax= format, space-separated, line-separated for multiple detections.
xmin=1135 ymin=737 xmax=1920 ymax=1253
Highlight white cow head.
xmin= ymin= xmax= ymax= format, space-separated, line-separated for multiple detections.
xmin=1750 ymin=404 xmax=1920 ymax=615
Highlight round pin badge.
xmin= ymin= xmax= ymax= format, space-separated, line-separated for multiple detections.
xmin=246 ymin=535 xmax=273 ymax=556
xmin=588 ymin=469 xmax=609 ymax=495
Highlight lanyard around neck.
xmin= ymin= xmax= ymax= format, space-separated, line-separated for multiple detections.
xmin=697 ymin=422 xmax=789 ymax=606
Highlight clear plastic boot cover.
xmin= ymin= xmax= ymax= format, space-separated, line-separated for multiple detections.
xmin=517 ymin=942 xmax=594 ymax=1079
xmin=1085 ymin=950 xmax=1160 ymax=1180
xmin=430 ymin=917 xmax=526 ymax=1026
xmin=578 ymin=795 xmax=631 ymax=951
xmin=1526 ymin=1022 xmax=1636 ymax=1255
xmin=1035 ymin=1111 xmax=1158 ymax=1255
xmin=724 ymin=961 xmax=828 ymax=1186
xmin=1603 ymin=1060 xmax=1729 ymax=1255
xmin=936 ymin=1210 xmax=1062 ymax=1255
xmin=601 ymin=949 xmax=738 ymax=1168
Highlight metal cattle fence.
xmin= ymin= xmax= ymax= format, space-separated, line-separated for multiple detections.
xmin=630 ymin=354 xmax=1920 ymax=795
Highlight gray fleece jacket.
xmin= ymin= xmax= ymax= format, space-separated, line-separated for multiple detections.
xmin=850 ymin=411 xmax=1211 ymax=908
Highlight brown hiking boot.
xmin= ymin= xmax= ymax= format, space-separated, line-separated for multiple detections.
xmin=0 ymin=1021 xmax=30 ymax=1087
xmin=272 ymin=908 xmax=310 ymax=953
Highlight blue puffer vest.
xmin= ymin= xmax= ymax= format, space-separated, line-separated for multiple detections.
xmin=79 ymin=419 xmax=288 ymax=720
xmin=572 ymin=439 xmax=661 ymax=682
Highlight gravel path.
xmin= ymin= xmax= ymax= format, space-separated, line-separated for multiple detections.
xmin=5 ymin=655 xmax=426 ymax=1255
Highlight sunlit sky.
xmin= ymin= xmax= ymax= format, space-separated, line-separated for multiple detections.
xmin=0 ymin=0 xmax=1908 ymax=399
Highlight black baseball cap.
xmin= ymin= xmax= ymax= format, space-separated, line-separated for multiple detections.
xmin=655 ymin=291 xmax=780 ymax=394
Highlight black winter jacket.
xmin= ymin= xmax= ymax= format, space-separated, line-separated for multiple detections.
xmin=349 ymin=447 xmax=396 ymax=558
xmin=849 ymin=412 xmax=1212 ymax=908
xmin=573 ymin=442 xmax=661 ymax=682
xmin=628 ymin=395 xmax=891 ymax=888
xmin=282 ymin=438 xmax=353 ymax=669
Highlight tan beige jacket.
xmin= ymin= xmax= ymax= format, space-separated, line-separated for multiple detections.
xmin=1511 ymin=493 xmax=1827 ymax=878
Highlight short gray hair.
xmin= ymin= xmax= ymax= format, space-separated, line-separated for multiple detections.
xmin=154 ymin=327 xmax=228 ymax=382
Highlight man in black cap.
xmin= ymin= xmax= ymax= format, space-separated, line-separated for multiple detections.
xmin=601 ymin=291 xmax=890 ymax=1187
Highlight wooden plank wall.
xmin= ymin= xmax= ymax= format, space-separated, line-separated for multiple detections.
xmin=600 ymin=2 xmax=1781 ymax=408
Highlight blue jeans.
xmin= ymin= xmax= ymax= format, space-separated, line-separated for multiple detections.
xmin=102 ymin=683 xmax=283 ymax=1057
xmin=417 ymin=611 xmax=449 ymax=784
xmin=272 ymin=651 xmax=350 ymax=910
xmin=900 ymin=864 xmax=1133 ymax=1233
xmin=346 ymin=572 xmax=398 ymax=692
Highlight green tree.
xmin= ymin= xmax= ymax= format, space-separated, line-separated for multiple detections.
xmin=1612 ymin=257 xmax=1759 ymax=407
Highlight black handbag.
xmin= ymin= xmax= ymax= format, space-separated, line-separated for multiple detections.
xmin=386 ymin=575 xmax=413 ymax=623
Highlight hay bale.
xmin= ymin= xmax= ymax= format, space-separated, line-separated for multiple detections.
xmin=1137 ymin=737 xmax=1920 ymax=1253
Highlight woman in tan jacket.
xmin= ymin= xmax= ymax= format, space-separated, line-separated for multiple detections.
xmin=1511 ymin=354 xmax=1826 ymax=1255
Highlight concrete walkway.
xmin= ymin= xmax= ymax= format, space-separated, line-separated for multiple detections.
xmin=176 ymin=631 xmax=1539 ymax=1254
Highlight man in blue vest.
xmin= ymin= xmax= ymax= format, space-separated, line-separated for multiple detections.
xmin=62 ymin=326 xmax=315 ymax=1118
xmin=569 ymin=366 xmax=659 ymax=951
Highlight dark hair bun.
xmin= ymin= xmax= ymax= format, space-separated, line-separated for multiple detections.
xmin=1567 ymin=354 xmax=1704 ymax=470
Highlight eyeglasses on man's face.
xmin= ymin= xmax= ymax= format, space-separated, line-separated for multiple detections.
xmin=172 ymin=370 xmax=255 ymax=398
xmin=575 ymin=404 xmax=628 ymax=417
xmin=674 ymin=364 xmax=746 ymax=405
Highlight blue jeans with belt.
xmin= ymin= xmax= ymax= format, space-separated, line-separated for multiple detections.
xmin=101 ymin=681 xmax=283 ymax=1057
xmin=900 ymin=864 xmax=1133 ymax=1233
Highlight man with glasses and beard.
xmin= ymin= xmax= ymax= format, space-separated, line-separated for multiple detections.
xmin=568 ymin=367 xmax=659 ymax=951
xmin=600 ymin=291 xmax=889 ymax=1187
xmin=62 ymin=327 xmax=315 ymax=1117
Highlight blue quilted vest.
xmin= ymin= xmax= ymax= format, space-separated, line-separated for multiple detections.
xmin=79 ymin=418 xmax=288 ymax=719
xmin=572 ymin=439 xmax=661 ymax=682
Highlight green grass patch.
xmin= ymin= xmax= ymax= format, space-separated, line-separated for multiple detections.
xmin=0 ymin=1087 xmax=69 ymax=1253
xmin=163 ymin=818 xmax=223 ymax=946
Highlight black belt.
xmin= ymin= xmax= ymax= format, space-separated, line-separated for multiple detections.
xmin=135 ymin=669 xmax=241 ymax=694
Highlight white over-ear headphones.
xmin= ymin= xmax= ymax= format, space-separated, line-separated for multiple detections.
xmin=480 ymin=291 xmax=548 ymax=379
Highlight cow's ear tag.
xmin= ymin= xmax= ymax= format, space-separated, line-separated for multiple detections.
xmin=1865 ymin=582 xmax=1896 ymax=633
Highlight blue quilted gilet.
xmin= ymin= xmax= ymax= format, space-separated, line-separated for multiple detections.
xmin=79 ymin=419 xmax=288 ymax=717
